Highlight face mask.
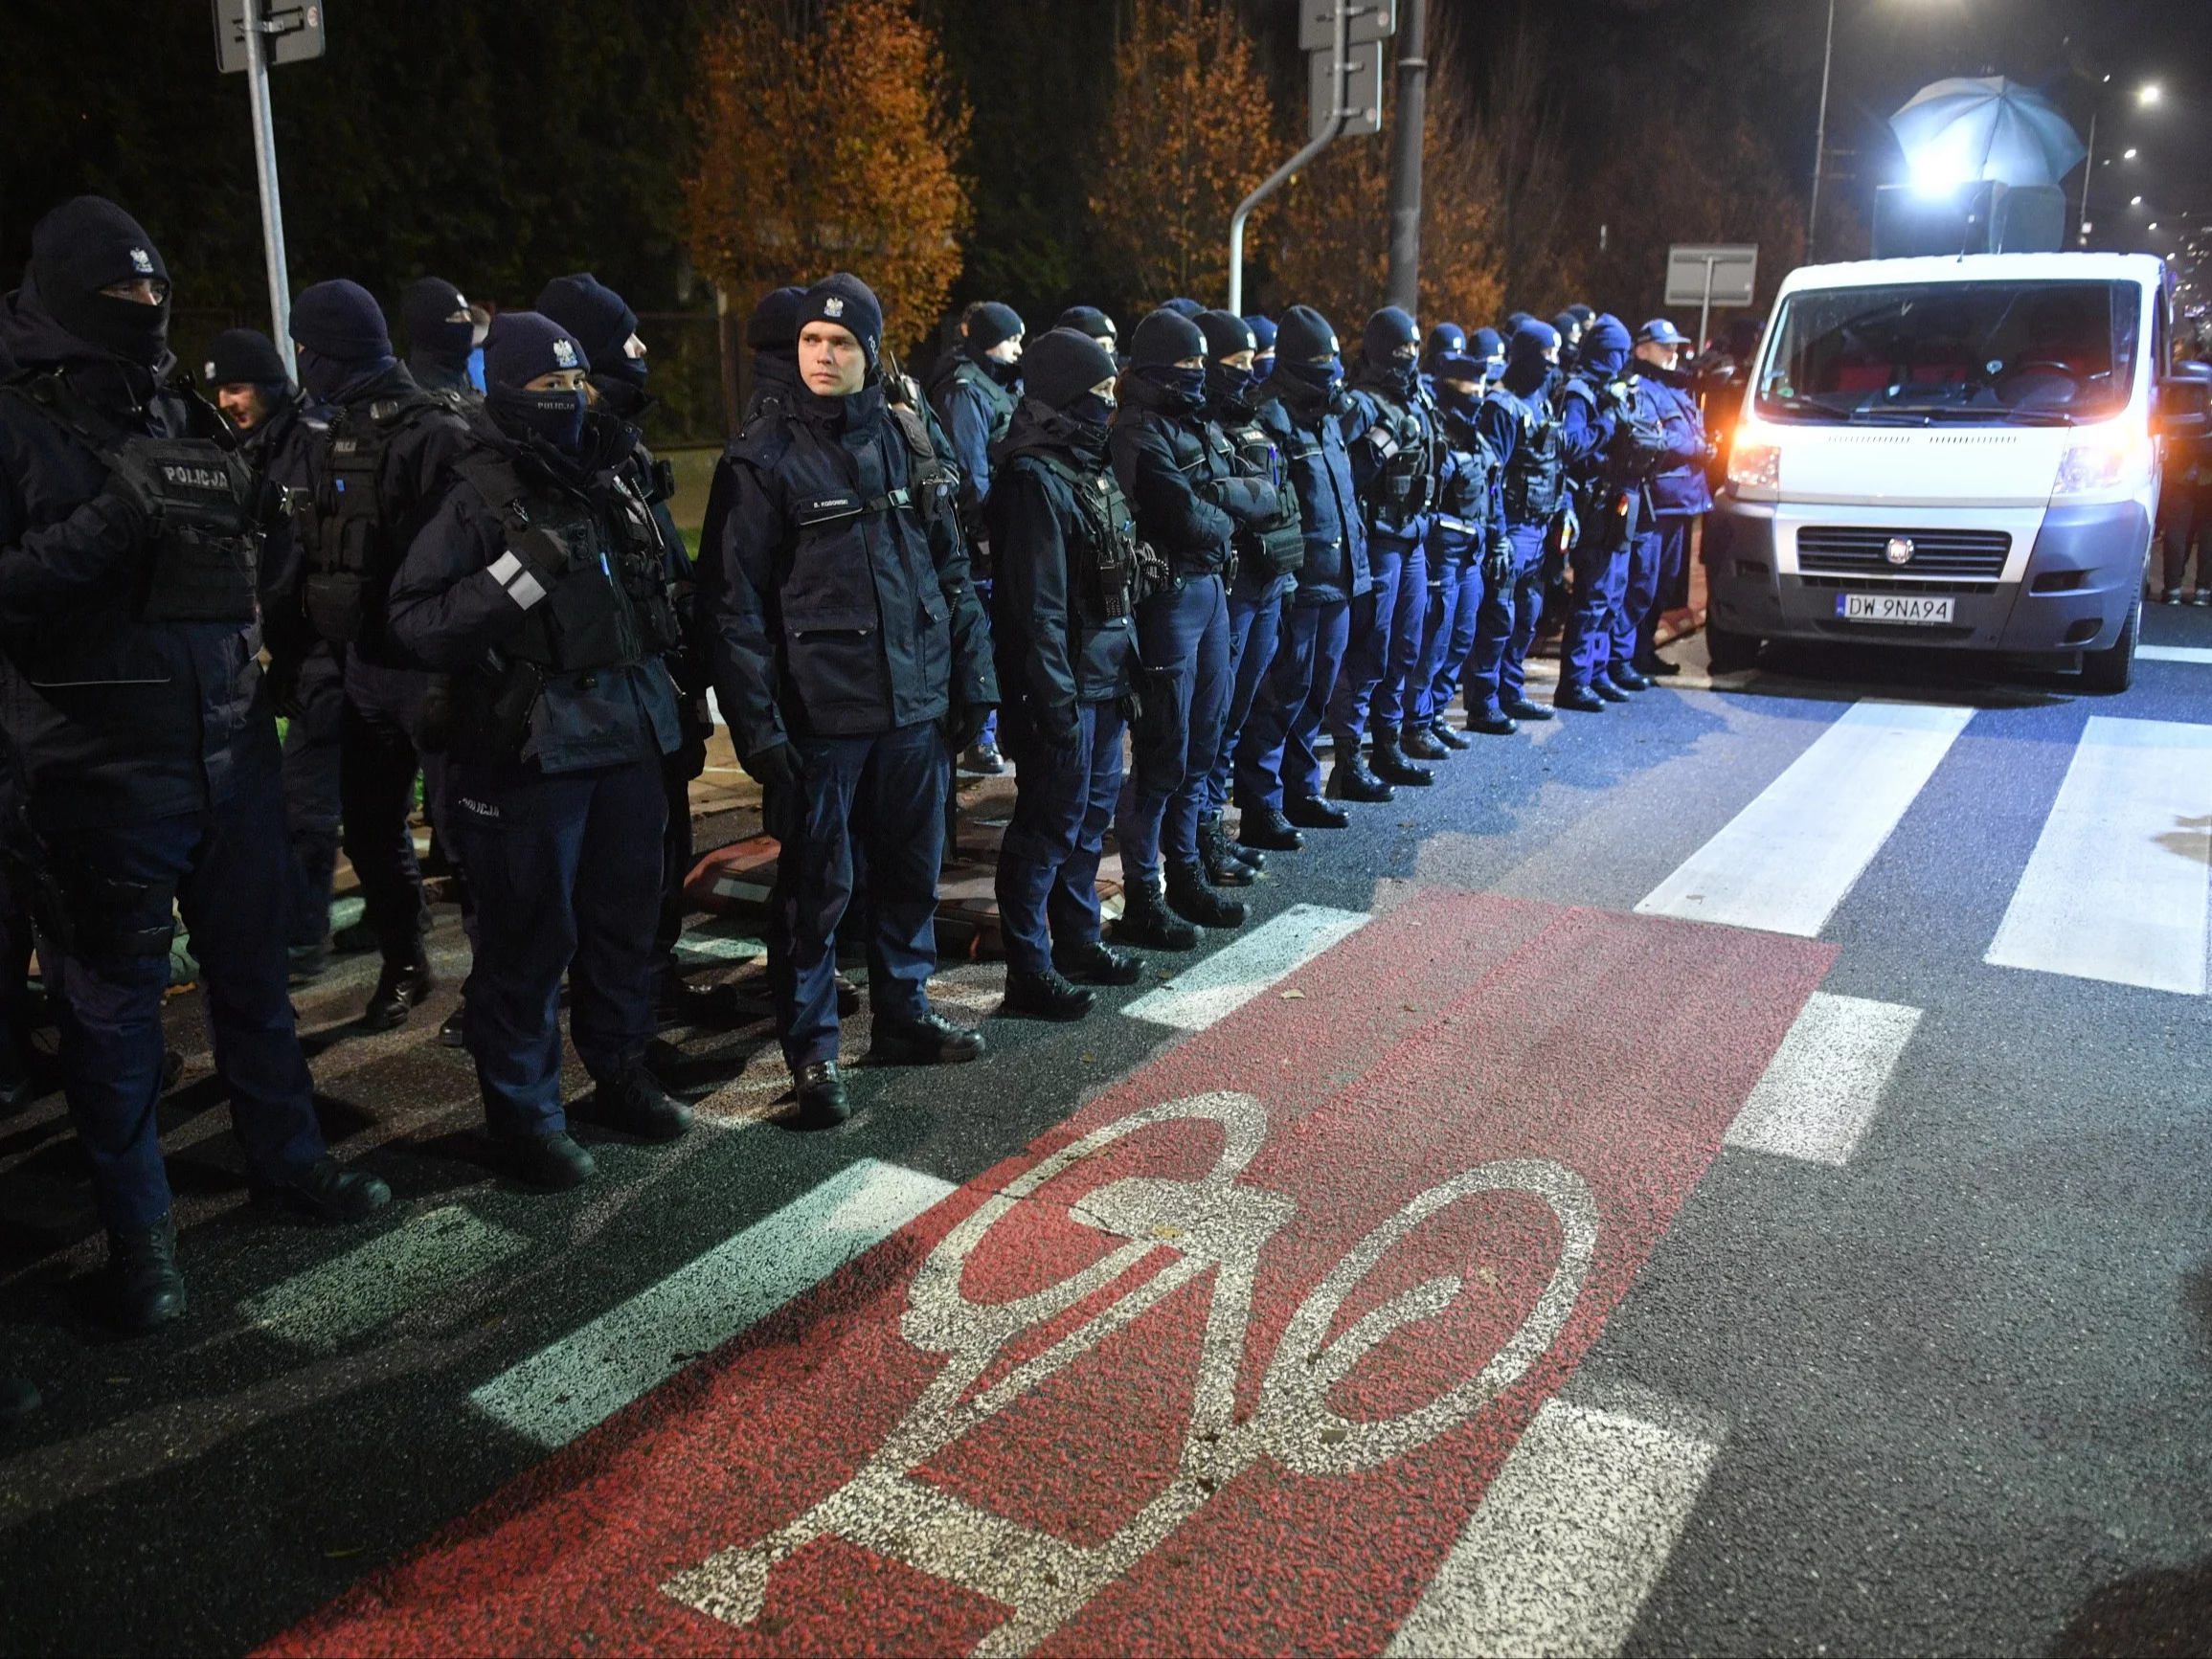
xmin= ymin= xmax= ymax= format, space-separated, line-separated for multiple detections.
xmin=1067 ymin=392 xmax=1116 ymax=428
xmin=1280 ymin=358 xmax=1341 ymax=395
xmin=490 ymin=385 xmax=589 ymax=455
xmin=1209 ymin=363 xmax=1254 ymax=403
xmin=1135 ymin=362 xmax=1207 ymax=403
xmin=980 ymin=353 xmax=1022 ymax=388
xmin=57 ymin=288 xmax=171 ymax=368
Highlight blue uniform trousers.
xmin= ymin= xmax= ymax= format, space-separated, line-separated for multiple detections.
xmin=766 ymin=720 xmax=947 ymax=1070
xmin=1560 ymin=527 xmax=1632 ymax=691
xmin=282 ymin=643 xmax=344 ymax=951
xmin=1411 ymin=528 xmax=1478 ymax=724
xmin=1629 ymin=514 xmax=1693 ymax=665
xmin=449 ymin=752 xmax=666 ymax=1139
xmin=1236 ymin=598 xmax=1351 ymax=807
xmin=1331 ymin=537 xmax=1429 ymax=740
xmin=1467 ymin=522 xmax=1551 ymax=713
xmin=995 ymin=701 xmax=1125 ymax=975
xmin=39 ymin=758 xmax=326 ymax=1233
xmin=341 ymin=660 xmax=438 ymax=965
xmin=1205 ymin=568 xmax=1292 ymax=816
xmin=1117 ymin=574 xmax=1230 ymax=882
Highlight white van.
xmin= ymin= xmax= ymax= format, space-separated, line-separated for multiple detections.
xmin=1704 ymin=252 xmax=2201 ymax=690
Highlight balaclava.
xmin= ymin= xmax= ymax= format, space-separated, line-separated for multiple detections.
xmin=1197 ymin=308 xmax=1257 ymax=408
xmin=1503 ymin=320 xmax=1560 ymax=397
xmin=536 ymin=272 xmax=644 ymax=394
xmin=1245 ymin=314 xmax=1277 ymax=381
xmin=1126 ymin=307 xmax=1208 ymax=409
xmin=1272 ymin=304 xmax=1343 ymax=400
xmin=401 ymin=277 xmax=474 ymax=387
xmin=1020 ymin=326 xmax=1119 ymax=458
xmin=1578 ymin=314 xmax=1634 ymax=382
xmin=290 ymin=279 xmax=396 ymax=404
xmin=1362 ymin=305 xmax=1421 ymax=398
xmin=481 ymin=310 xmax=590 ymax=454
xmin=28 ymin=195 xmax=170 ymax=367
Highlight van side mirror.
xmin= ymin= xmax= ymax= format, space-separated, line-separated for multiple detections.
xmin=2154 ymin=377 xmax=2212 ymax=440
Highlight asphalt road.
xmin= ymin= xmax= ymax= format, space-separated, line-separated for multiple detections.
xmin=3 ymin=611 xmax=2210 ymax=1657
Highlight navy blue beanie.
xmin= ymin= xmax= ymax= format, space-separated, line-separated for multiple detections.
xmin=746 ymin=285 xmax=806 ymax=351
xmin=1162 ymin=297 xmax=1205 ymax=319
xmin=1197 ymin=309 xmax=1256 ymax=361
xmin=481 ymin=310 xmax=589 ymax=392
xmin=795 ymin=273 xmax=882 ymax=367
xmin=1055 ymin=305 xmax=1117 ymax=346
xmin=205 ymin=327 xmax=288 ymax=389
xmin=1245 ymin=315 xmax=1276 ymax=353
xmin=400 ymin=276 xmax=471 ymax=363
xmin=1275 ymin=304 xmax=1340 ymax=364
xmin=1425 ymin=322 xmax=1467 ymax=364
xmin=1363 ymin=305 xmax=1420 ymax=365
xmin=1509 ymin=320 xmax=1561 ymax=364
xmin=535 ymin=273 xmax=639 ymax=379
xmin=1023 ymin=327 xmax=1117 ymax=413
xmin=965 ymin=301 xmax=1024 ymax=355
xmin=1129 ymin=307 xmax=1207 ymax=367
xmin=1472 ymin=326 xmax=1504 ymax=362
xmin=291 ymin=280 xmax=393 ymax=365
xmin=1580 ymin=313 xmax=1634 ymax=379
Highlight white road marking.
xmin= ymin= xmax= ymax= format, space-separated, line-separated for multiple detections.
xmin=470 ymin=1159 xmax=955 ymax=1448
xmin=1985 ymin=715 xmax=2212 ymax=995
xmin=1386 ymin=1401 xmax=1722 ymax=1659
xmin=2138 ymin=644 xmax=2212 ymax=664
xmin=1725 ymin=993 xmax=1923 ymax=1166
xmin=676 ymin=930 xmax=765 ymax=964
xmin=1636 ymin=701 xmax=1975 ymax=937
xmin=238 ymin=1205 xmax=529 ymax=1354
xmin=1119 ymin=904 xmax=1368 ymax=1031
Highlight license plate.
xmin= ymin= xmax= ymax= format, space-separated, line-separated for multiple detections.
xmin=1836 ymin=592 xmax=1954 ymax=625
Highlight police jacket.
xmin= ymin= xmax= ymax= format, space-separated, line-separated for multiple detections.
xmin=290 ymin=364 xmax=472 ymax=669
xmin=700 ymin=379 xmax=994 ymax=764
xmin=1564 ymin=369 xmax=1669 ymax=549
xmin=0 ymin=286 xmax=283 ymax=828
xmin=1205 ymin=379 xmax=1303 ymax=584
xmin=387 ymin=409 xmax=682 ymax=774
xmin=1344 ymin=363 xmax=1442 ymax=548
xmin=1255 ymin=374 xmax=1370 ymax=606
xmin=927 ymin=352 xmax=1018 ymax=529
xmin=1109 ymin=372 xmax=1245 ymax=582
xmin=1430 ymin=389 xmax=1506 ymax=564
xmin=1478 ymin=381 xmax=1567 ymax=530
xmin=1629 ymin=362 xmax=1714 ymax=516
xmin=984 ymin=403 xmax=1140 ymax=712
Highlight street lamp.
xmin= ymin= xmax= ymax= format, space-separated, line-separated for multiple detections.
xmin=1806 ymin=0 xmax=1839 ymax=262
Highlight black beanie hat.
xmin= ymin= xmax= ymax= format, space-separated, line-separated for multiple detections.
xmin=1363 ymin=305 xmax=1420 ymax=364
xmin=1054 ymin=305 xmax=1117 ymax=346
xmin=29 ymin=195 xmax=170 ymax=366
xmin=1162 ymin=297 xmax=1205 ymax=319
xmin=965 ymin=301 xmax=1024 ymax=355
xmin=1424 ymin=322 xmax=1467 ymax=364
xmin=292 ymin=280 xmax=394 ymax=365
xmin=1129 ymin=307 xmax=1207 ymax=367
xmin=481 ymin=310 xmax=588 ymax=392
xmin=205 ymin=327 xmax=288 ymax=388
xmin=1197 ymin=309 xmax=1256 ymax=362
xmin=400 ymin=276 xmax=471 ymax=359
xmin=536 ymin=273 xmax=640 ymax=379
xmin=1022 ymin=327 xmax=1117 ymax=413
xmin=795 ymin=273 xmax=882 ymax=367
xmin=746 ymin=285 xmax=806 ymax=351
xmin=1275 ymin=304 xmax=1340 ymax=364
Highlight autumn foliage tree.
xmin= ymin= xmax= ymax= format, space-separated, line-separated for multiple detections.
xmin=1088 ymin=0 xmax=1277 ymax=309
xmin=686 ymin=0 xmax=970 ymax=353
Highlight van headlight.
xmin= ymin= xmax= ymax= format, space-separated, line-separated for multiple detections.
xmin=1728 ymin=442 xmax=1780 ymax=494
xmin=2053 ymin=429 xmax=2149 ymax=498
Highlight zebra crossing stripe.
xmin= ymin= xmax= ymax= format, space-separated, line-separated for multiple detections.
xmin=1725 ymin=993 xmax=1923 ymax=1166
xmin=1120 ymin=903 xmax=1369 ymax=1030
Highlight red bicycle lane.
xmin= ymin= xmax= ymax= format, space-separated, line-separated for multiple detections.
xmin=264 ymin=891 xmax=1835 ymax=1658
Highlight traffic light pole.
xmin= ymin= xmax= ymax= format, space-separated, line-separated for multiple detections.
xmin=241 ymin=0 xmax=297 ymax=378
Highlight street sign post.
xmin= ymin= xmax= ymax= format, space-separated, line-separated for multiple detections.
xmin=1664 ymin=242 xmax=1760 ymax=354
xmin=214 ymin=0 xmax=324 ymax=379
xmin=1307 ymin=37 xmax=1385 ymax=141
xmin=1297 ymin=0 xmax=1392 ymax=50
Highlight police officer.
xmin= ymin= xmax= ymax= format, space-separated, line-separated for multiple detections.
xmin=289 ymin=280 xmax=475 ymax=1030
xmin=1245 ymin=314 xmax=1277 ymax=384
xmin=702 ymin=274 xmax=996 ymax=1129
xmin=1554 ymin=309 xmax=1589 ymax=374
xmin=206 ymin=326 xmax=340 ymax=981
xmin=536 ymin=273 xmax=724 ymax=1028
xmin=1407 ymin=324 xmax=1507 ymax=757
xmin=1464 ymin=320 xmax=1566 ymax=734
xmin=1555 ymin=314 xmax=1668 ymax=712
xmin=401 ymin=277 xmax=482 ymax=404
xmin=987 ymin=328 xmax=1145 ymax=1020
xmin=1327 ymin=306 xmax=1440 ymax=796
xmin=1111 ymin=307 xmax=1268 ymax=948
xmin=0 ymin=196 xmax=389 ymax=1330
xmin=388 ymin=311 xmax=693 ymax=1189
xmin=928 ymin=301 xmax=1023 ymax=774
xmin=745 ymin=285 xmax=806 ymax=423
xmin=1054 ymin=306 xmax=1119 ymax=363
xmin=1194 ymin=310 xmax=1300 ymax=886
xmin=1624 ymin=319 xmax=1712 ymax=677
xmin=1235 ymin=305 xmax=1364 ymax=849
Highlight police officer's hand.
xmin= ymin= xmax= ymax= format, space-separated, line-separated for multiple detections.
xmin=742 ymin=741 xmax=801 ymax=795
xmin=1034 ymin=699 xmax=1080 ymax=749
xmin=945 ymin=703 xmax=993 ymax=755
xmin=512 ymin=527 xmax=571 ymax=580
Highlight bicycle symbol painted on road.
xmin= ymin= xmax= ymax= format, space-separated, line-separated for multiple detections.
xmin=662 ymin=1091 xmax=1599 ymax=1656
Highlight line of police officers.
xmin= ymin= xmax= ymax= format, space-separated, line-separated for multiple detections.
xmin=0 ymin=195 xmax=1708 ymax=1335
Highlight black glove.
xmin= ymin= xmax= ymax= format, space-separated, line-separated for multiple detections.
xmin=98 ymin=450 xmax=166 ymax=539
xmin=742 ymin=740 xmax=801 ymax=795
xmin=1483 ymin=539 xmax=1515 ymax=585
xmin=1033 ymin=698 xmax=1080 ymax=748
xmin=511 ymin=527 xmax=571 ymax=583
xmin=945 ymin=703 xmax=993 ymax=754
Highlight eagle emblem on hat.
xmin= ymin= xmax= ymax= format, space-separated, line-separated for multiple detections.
xmin=129 ymin=248 xmax=154 ymax=274
xmin=553 ymin=339 xmax=578 ymax=368
xmin=824 ymin=296 xmax=845 ymax=319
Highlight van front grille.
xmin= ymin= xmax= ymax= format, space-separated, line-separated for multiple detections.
xmin=1796 ymin=527 xmax=2012 ymax=579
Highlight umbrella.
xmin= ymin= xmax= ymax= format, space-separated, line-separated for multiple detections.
xmin=1889 ymin=77 xmax=2087 ymax=190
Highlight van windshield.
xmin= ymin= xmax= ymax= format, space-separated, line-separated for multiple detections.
xmin=1755 ymin=280 xmax=2140 ymax=426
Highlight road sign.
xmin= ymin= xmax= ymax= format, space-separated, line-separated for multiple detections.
xmin=1665 ymin=243 xmax=1759 ymax=354
xmin=1298 ymin=0 xmax=1394 ymax=51
xmin=1310 ymin=36 xmax=1386 ymax=141
xmin=213 ymin=0 xmax=325 ymax=74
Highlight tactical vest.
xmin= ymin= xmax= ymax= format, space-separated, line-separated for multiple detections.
xmin=1492 ymin=390 xmax=1565 ymax=525
xmin=304 ymin=393 xmax=459 ymax=647
xmin=6 ymin=370 xmax=264 ymax=624
xmin=1356 ymin=387 xmax=1439 ymax=533
xmin=1214 ymin=408 xmax=1305 ymax=580
xmin=1015 ymin=449 xmax=1155 ymax=620
xmin=949 ymin=358 xmax=1018 ymax=447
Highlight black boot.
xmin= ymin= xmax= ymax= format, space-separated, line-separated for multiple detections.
xmin=1636 ymin=653 xmax=1681 ymax=678
xmin=1501 ymin=696 xmax=1554 ymax=723
xmin=1166 ymin=861 xmax=1247 ymax=929
xmin=583 ymin=1063 xmax=694 ymax=1142
xmin=1284 ymin=792 xmax=1350 ymax=829
xmin=1003 ymin=966 xmax=1095 ymax=1021
xmin=1369 ymin=728 xmax=1435 ymax=788
xmin=1465 ymin=706 xmax=1520 ymax=737
xmin=1054 ymin=938 xmax=1144 ymax=985
xmin=256 ymin=1157 xmax=394 ymax=1223
xmin=330 ymin=917 xmax=379 ymax=955
xmin=1114 ymin=876 xmax=1200 ymax=951
xmin=1608 ymin=664 xmax=1654 ymax=693
xmin=363 ymin=949 xmax=433 ymax=1032
xmin=107 ymin=1216 xmax=186 ymax=1334
xmin=1429 ymin=720 xmax=1473 ymax=751
xmin=1325 ymin=752 xmax=1396 ymax=803
xmin=1401 ymin=724 xmax=1453 ymax=762
xmin=509 ymin=1132 xmax=597 ymax=1191
xmin=1553 ymin=684 xmax=1609 ymax=713
xmin=1196 ymin=816 xmax=1255 ymax=887
xmin=871 ymin=1008 xmax=986 ymax=1065
xmin=791 ymin=1061 xmax=850 ymax=1130
xmin=1238 ymin=804 xmax=1305 ymax=853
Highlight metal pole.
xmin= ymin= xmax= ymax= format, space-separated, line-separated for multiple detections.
xmin=2077 ymin=105 xmax=2097 ymax=245
xmin=1385 ymin=0 xmax=1427 ymax=314
xmin=1805 ymin=0 xmax=1836 ymax=264
xmin=1229 ymin=1 xmax=1350 ymax=315
xmin=242 ymin=0 xmax=297 ymax=379
xmin=1698 ymin=258 xmax=1717 ymax=359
